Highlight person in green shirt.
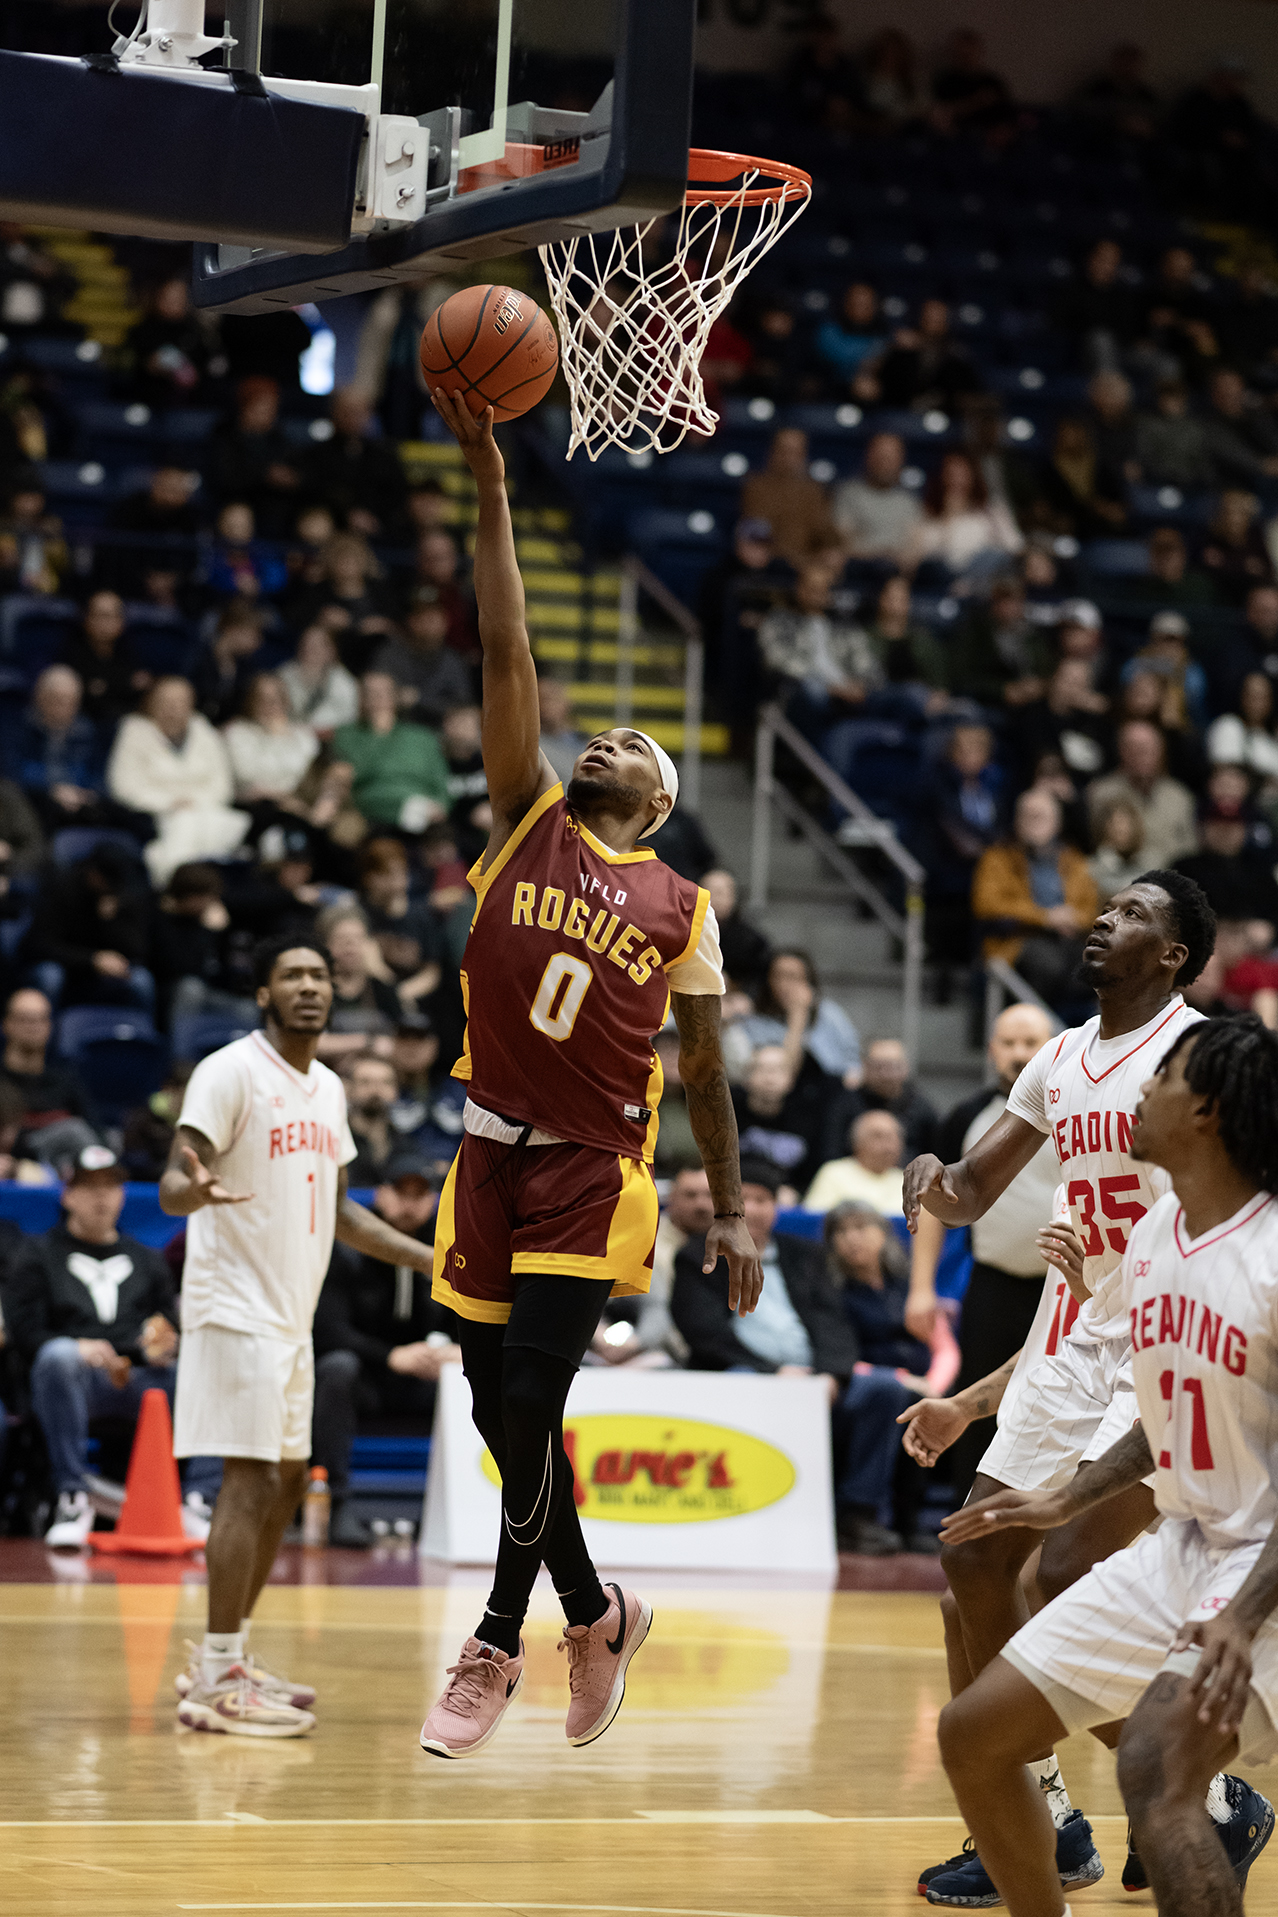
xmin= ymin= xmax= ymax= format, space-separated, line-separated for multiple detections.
xmin=332 ymin=671 xmax=451 ymax=830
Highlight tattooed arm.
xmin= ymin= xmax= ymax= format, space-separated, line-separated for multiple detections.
xmin=896 ymin=1349 xmax=1023 ymax=1465
xmin=334 ymin=1167 xmax=434 ymax=1271
xmin=940 ymin=1422 xmax=1154 ymax=1542
xmin=671 ymin=991 xmax=764 ymax=1315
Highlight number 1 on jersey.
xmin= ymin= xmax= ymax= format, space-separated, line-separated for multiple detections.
xmin=530 ymin=952 xmax=592 ymax=1041
xmin=308 ymin=1171 xmax=315 ymax=1235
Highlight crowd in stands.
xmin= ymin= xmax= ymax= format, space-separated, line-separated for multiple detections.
xmin=2 ymin=18 xmax=1278 ymax=1555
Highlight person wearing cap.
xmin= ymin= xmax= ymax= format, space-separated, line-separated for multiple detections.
xmin=370 ymin=588 xmax=473 ymax=726
xmin=4 ymin=1146 xmax=187 ymax=1549
xmin=416 ymin=390 xmax=760 ymax=1760
xmin=389 ymin=1010 xmax=466 ymax=1175
xmin=311 ymin=1151 xmax=461 ymax=1547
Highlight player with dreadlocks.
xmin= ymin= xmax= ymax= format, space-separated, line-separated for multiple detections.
xmin=938 ymin=1014 xmax=1278 ymax=1917
xmin=900 ymin=872 xmax=1269 ymax=1902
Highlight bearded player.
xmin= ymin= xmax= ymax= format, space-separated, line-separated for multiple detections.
xmin=418 ymin=390 xmax=762 ymax=1761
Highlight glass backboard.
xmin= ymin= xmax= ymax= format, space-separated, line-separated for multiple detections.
xmin=193 ymin=0 xmax=694 ymax=313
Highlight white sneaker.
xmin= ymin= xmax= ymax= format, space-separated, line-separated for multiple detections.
xmin=181 ymin=1493 xmax=213 ymax=1542
xmin=176 ymin=1665 xmax=316 ymax=1738
xmin=45 ymin=1491 xmax=93 ymax=1548
xmin=174 ymin=1640 xmax=317 ymax=1711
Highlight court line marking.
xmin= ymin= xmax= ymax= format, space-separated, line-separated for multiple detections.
xmin=178 ymin=1905 xmax=801 ymax=1915
xmin=0 ymin=1815 xmax=1134 ymax=1830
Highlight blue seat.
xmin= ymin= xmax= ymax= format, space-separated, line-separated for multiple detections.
xmin=57 ymin=1007 xmax=160 ymax=1061
xmin=76 ymin=1035 xmax=169 ymax=1125
xmin=1080 ymin=540 xmax=1150 ymax=577
xmin=122 ymin=607 xmax=197 ymax=677
xmin=50 ymin=828 xmax=146 ymax=868
xmin=171 ymin=1012 xmax=256 ymax=1063
xmin=0 ymin=910 xmax=31 ymax=961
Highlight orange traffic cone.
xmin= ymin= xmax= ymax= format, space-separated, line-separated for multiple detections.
xmin=92 ymin=1388 xmax=203 ymax=1557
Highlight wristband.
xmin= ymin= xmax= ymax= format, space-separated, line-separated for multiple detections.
xmin=714 ymin=1210 xmax=745 ymax=1219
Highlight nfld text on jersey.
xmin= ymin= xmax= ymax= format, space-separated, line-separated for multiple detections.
xmin=509 ymin=881 xmax=665 ymax=984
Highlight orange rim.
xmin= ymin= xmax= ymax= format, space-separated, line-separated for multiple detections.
xmin=684 ymin=147 xmax=812 ymax=208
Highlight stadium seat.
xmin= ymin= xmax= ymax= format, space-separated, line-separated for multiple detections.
xmin=50 ymin=828 xmax=146 ymax=868
xmin=75 ymin=1034 xmax=169 ymax=1125
xmin=56 ymin=1007 xmax=160 ymax=1061
xmin=171 ymin=1012 xmax=257 ymax=1062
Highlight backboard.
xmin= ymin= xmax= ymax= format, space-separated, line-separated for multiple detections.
xmin=191 ymin=0 xmax=695 ymax=313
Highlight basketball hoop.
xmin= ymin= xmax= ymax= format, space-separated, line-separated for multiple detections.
xmin=539 ymin=149 xmax=812 ymax=461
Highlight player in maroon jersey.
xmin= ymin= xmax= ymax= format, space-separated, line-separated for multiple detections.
xmin=417 ymin=390 xmax=763 ymax=1760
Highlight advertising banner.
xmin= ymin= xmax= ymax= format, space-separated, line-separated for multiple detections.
xmin=420 ymin=1364 xmax=837 ymax=1574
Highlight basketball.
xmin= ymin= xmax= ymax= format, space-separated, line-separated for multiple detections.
xmin=420 ymin=284 xmax=559 ymax=422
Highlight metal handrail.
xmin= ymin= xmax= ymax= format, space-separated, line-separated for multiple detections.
xmin=983 ymin=956 xmax=1062 ymax=1049
xmin=615 ymin=555 xmax=703 ymax=813
xmin=749 ymin=702 xmax=925 ymax=1068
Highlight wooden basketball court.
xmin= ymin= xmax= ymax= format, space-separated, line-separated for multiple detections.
xmin=3 ymin=1548 xmax=1271 ymax=1917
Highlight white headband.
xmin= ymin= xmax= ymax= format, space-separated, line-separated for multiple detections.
xmin=632 ymin=730 xmax=679 ymax=838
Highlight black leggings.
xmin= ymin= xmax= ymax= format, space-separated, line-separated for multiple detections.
xmin=457 ymin=1274 xmax=614 ymax=1642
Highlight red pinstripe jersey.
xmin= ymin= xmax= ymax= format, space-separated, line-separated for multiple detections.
xmin=453 ymin=787 xmax=710 ymax=1161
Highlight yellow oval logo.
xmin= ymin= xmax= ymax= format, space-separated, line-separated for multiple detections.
xmin=480 ymin=1413 xmax=796 ymax=1523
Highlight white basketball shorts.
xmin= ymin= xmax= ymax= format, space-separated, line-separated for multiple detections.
xmin=979 ymin=1332 xmax=1138 ymax=1495
xmin=173 ymin=1324 xmax=313 ymax=1463
xmin=1003 ymin=1517 xmax=1278 ymax=1767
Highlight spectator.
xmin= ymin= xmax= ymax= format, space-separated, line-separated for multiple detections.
xmin=1219 ymin=264 xmax=1278 ymax=386
xmin=1207 ymin=672 xmax=1278 ymax=780
xmin=972 ymin=785 xmax=1099 ymax=1008
xmin=60 ymin=590 xmax=151 ymax=727
xmin=15 ymin=665 xmax=112 ymax=834
xmin=871 ymin=300 xmax=982 ymax=414
xmin=1056 ymin=238 xmax=1139 ymax=374
xmin=1085 ymin=370 xmax=1140 ymax=487
xmin=1015 ymin=657 xmax=1111 ymax=789
xmin=23 ymin=841 xmax=153 ymax=1012
xmin=344 ymin=1052 xmax=403 ymax=1187
xmin=316 ymin=904 xmax=401 ymax=1065
xmin=739 ymin=428 xmax=837 ymax=565
xmin=1113 ymin=524 xmax=1214 ymax=611
xmin=824 ymin=1199 xmax=944 ymax=1552
xmin=804 ymin=1109 xmax=905 ymax=1215
xmin=294 ymin=533 xmax=396 ymax=678
xmin=786 ymin=15 xmax=862 ymax=128
xmin=304 ymin=386 xmax=409 ymax=539
xmin=858 ymin=27 xmax=922 ymax=129
xmin=821 ymin=1036 xmax=938 ymax=1167
xmin=0 ymin=775 xmax=43 ymax=879
xmin=0 ymin=476 xmax=68 ymax=595
xmin=731 ymin=1042 xmax=833 ymax=1199
xmin=1033 ymin=417 xmax=1127 ymax=538
xmin=903 ymin=451 xmax=1022 ymax=578
xmin=104 ymin=464 xmax=199 ymax=600
xmin=1087 ymin=719 xmax=1198 ymax=868
xmin=0 ymin=222 xmax=75 ymax=335
xmin=0 ymin=988 xmax=94 ymax=1166
xmin=740 ymin=296 xmax=810 ymax=406
xmin=191 ymin=604 xmax=269 ymax=727
xmin=107 ymin=676 xmax=249 ymax=886
xmin=831 ymin=433 xmax=923 ymax=562
xmin=386 ymin=1010 xmax=465 ymax=1174
xmin=1201 ymin=369 xmax=1278 ymax=488
xmin=414 ymin=529 xmax=479 ymax=659
xmin=1198 ymin=489 xmax=1274 ymax=606
xmin=756 ymin=558 xmax=882 ymax=734
xmin=1089 ymin=799 xmax=1149 ymax=901
xmin=1115 ymin=669 xmax=1203 ymax=797
xmin=357 ymin=837 xmax=444 ymax=1008
xmin=1175 ymin=806 xmax=1278 ymax=924
xmin=1076 ymin=43 xmax=1161 ymax=147
xmin=903 ymin=1002 xmax=1059 ymax=1501
xmin=440 ymin=705 xmax=492 ymax=863
xmin=537 ymin=678 xmax=587 ymax=786
xmin=371 ymin=587 xmax=472 ymax=723
xmin=945 ymin=576 xmax=1051 ymax=707
xmin=930 ymin=29 xmax=1015 ymax=142
xmin=221 ymin=672 xmax=319 ymax=813
xmin=208 ymin=377 xmax=302 ymax=536
xmin=925 ymin=722 xmax=1005 ymax=960
xmin=333 ymin=671 xmax=451 ymax=834
xmin=1131 ymin=609 xmax=1208 ymax=733
xmin=278 ymin=624 xmax=360 ymax=737
xmin=4 ymin=1145 xmax=184 ymax=1548
xmin=815 ymin=283 xmax=885 ymax=394
xmin=151 ymin=861 xmax=257 ymax=1024
xmin=1138 ymin=246 xmax=1219 ymax=385
xmin=1134 ymin=380 xmax=1214 ymax=490
xmin=219 ymin=309 xmax=313 ymax=395
xmin=120 ymin=1059 xmax=193 ymax=1182
xmin=741 ymin=948 xmax=861 ymax=1086
xmin=590 ymin=1160 xmax=710 ymax=1369
xmin=207 ymin=501 xmax=288 ymax=604
xmin=1170 ymin=59 xmax=1278 ymax=225
xmin=311 ymin=1152 xmax=460 ymax=1546
xmin=125 ymin=276 xmax=219 ymax=410
xmin=703 ymin=868 xmax=771 ymax=998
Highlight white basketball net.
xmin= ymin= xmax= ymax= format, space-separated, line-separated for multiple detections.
xmin=538 ymin=152 xmax=811 ymax=461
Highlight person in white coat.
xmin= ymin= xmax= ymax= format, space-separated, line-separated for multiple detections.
xmin=107 ymin=677 xmax=250 ymax=886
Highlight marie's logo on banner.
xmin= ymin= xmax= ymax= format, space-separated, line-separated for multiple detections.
xmin=480 ymin=1413 xmax=796 ymax=1523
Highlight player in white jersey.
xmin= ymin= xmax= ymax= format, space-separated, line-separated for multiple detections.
xmin=936 ymin=1015 xmax=1278 ymax=1917
xmin=160 ymin=935 xmax=440 ymax=1737
xmin=901 ymin=871 xmax=1237 ymax=1902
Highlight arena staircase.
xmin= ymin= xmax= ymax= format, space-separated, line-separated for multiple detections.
xmin=26 ymin=226 xmax=139 ymax=345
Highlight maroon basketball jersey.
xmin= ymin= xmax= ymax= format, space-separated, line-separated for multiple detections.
xmin=454 ymin=787 xmax=709 ymax=1161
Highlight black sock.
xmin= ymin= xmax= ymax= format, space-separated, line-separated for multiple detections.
xmin=557 ymin=1574 xmax=609 ymax=1629
xmin=474 ymin=1608 xmax=522 ymax=1658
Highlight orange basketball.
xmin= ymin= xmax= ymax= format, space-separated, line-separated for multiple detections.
xmin=420 ymin=284 xmax=559 ymax=422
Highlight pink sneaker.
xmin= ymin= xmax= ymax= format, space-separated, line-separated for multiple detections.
xmin=559 ymin=1583 xmax=652 ymax=1747
xmin=419 ymin=1637 xmax=524 ymax=1759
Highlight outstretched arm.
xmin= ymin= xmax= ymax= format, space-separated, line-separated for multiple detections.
xmin=939 ymin=1422 xmax=1154 ymax=1542
xmin=159 ymin=1126 xmax=254 ymax=1215
xmin=671 ymin=991 xmax=764 ymax=1316
xmin=334 ymin=1168 xmax=434 ymax=1272
xmin=902 ymin=1110 xmax=1045 ymax=1232
xmin=430 ymin=389 xmax=555 ymax=858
